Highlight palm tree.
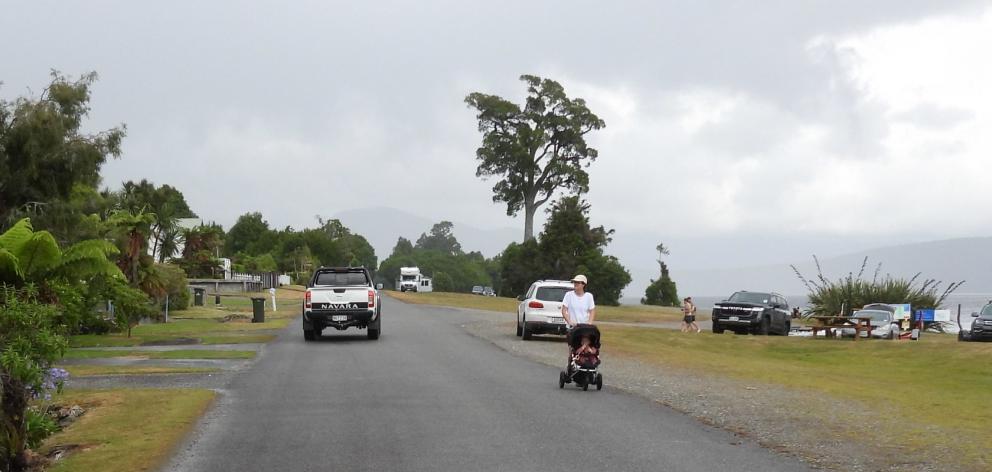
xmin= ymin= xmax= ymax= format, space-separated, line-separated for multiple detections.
xmin=108 ymin=209 xmax=156 ymax=286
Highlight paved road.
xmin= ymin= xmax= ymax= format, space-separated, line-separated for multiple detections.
xmin=166 ymin=298 xmax=808 ymax=472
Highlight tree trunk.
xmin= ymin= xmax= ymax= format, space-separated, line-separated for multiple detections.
xmin=523 ymin=202 xmax=536 ymax=241
xmin=1 ymin=373 xmax=29 ymax=472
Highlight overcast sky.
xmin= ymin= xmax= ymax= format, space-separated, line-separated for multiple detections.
xmin=3 ymin=1 xmax=991 ymax=270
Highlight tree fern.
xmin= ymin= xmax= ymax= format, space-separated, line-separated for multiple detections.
xmin=16 ymin=231 xmax=62 ymax=278
xmin=0 ymin=248 xmax=22 ymax=283
xmin=0 ymin=218 xmax=34 ymax=254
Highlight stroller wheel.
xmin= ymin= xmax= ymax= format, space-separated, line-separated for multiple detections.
xmin=596 ymin=373 xmax=603 ymax=391
xmin=558 ymin=371 xmax=565 ymax=389
xmin=582 ymin=381 xmax=589 ymax=391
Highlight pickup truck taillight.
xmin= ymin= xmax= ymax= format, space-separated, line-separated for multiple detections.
xmin=528 ymin=301 xmax=544 ymax=309
xmin=305 ymin=290 xmax=311 ymax=309
xmin=368 ymin=290 xmax=375 ymax=308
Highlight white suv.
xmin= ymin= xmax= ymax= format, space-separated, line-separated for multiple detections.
xmin=516 ymin=280 xmax=573 ymax=340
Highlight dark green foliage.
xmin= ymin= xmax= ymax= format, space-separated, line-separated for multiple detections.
xmin=378 ymin=224 xmax=493 ymax=293
xmin=0 ymin=72 xmax=125 ymax=225
xmin=793 ymin=257 xmax=965 ymax=316
xmin=224 ymin=213 xmax=377 ymax=282
xmin=465 ymin=75 xmax=606 ymax=240
xmin=642 ymin=243 xmax=679 ymax=306
xmin=175 ymin=224 xmax=224 ymax=278
xmin=1 ymin=287 xmax=69 ymax=470
xmin=498 ymin=196 xmax=631 ymax=305
xmin=24 ymin=409 xmax=58 ymax=450
xmin=225 ymin=212 xmax=269 ymax=256
xmin=118 ymin=179 xmax=197 ymax=262
xmin=156 ymin=263 xmax=190 ymax=311
xmin=642 ymin=278 xmax=679 ymax=307
xmin=415 ymin=221 xmax=462 ymax=255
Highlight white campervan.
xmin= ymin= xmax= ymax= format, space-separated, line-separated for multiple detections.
xmin=397 ymin=267 xmax=433 ymax=293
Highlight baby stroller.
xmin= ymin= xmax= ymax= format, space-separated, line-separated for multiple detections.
xmin=559 ymin=324 xmax=603 ymax=391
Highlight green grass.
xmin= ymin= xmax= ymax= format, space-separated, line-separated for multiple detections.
xmin=387 ymin=290 xmax=686 ymax=323
xmin=64 ymin=349 xmax=256 ymax=360
xmin=603 ymin=325 xmax=992 ymax=465
xmin=41 ymin=389 xmax=215 ymax=472
xmin=63 ymin=365 xmax=220 ymax=376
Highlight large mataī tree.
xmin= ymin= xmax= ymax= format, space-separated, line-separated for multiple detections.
xmin=465 ymin=75 xmax=605 ymax=240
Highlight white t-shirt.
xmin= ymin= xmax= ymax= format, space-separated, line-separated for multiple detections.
xmin=563 ymin=291 xmax=596 ymax=325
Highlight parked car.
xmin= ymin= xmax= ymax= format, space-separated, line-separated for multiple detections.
xmin=483 ymin=286 xmax=496 ymax=297
xmin=963 ymin=303 xmax=992 ymax=342
xmin=302 ymin=266 xmax=381 ymax=341
xmin=836 ymin=309 xmax=900 ymax=339
xmin=516 ymin=280 xmax=572 ymax=340
xmin=711 ymin=291 xmax=791 ymax=335
xmin=471 ymin=285 xmax=485 ymax=295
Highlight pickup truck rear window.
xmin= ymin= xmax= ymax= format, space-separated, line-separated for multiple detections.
xmin=314 ymin=272 xmax=369 ymax=286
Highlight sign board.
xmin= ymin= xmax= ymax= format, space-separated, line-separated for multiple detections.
xmin=915 ymin=309 xmax=935 ymax=322
xmin=934 ymin=309 xmax=951 ymax=322
xmin=891 ymin=304 xmax=912 ymax=320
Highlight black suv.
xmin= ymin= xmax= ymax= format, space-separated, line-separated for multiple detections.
xmin=964 ymin=303 xmax=992 ymax=342
xmin=712 ymin=291 xmax=791 ymax=335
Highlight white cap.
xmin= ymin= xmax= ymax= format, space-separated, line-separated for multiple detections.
xmin=571 ymin=274 xmax=588 ymax=285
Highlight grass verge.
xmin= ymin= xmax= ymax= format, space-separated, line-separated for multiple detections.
xmin=64 ymin=349 xmax=256 ymax=360
xmin=64 ymin=365 xmax=220 ymax=377
xmin=603 ymin=325 xmax=992 ymax=465
xmin=41 ymin=389 xmax=214 ymax=472
xmin=387 ymin=290 xmax=686 ymax=323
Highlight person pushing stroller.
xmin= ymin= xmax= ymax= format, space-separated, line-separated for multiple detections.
xmin=559 ymin=275 xmax=603 ymax=391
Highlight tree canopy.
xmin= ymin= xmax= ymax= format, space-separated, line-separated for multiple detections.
xmin=498 ymin=196 xmax=631 ymax=305
xmin=0 ymin=72 xmax=125 ymax=224
xmin=415 ymin=221 xmax=462 ymax=255
xmin=465 ymin=75 xmax=605 ymax=240
xmin=642 ymin=243 xmax=679 ymax=306
xmin=377 ymin=223 xmax=494 ymax=293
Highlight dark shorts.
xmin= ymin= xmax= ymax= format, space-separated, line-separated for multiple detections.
xmin=683 ymin=315 xmax=695 ymax=323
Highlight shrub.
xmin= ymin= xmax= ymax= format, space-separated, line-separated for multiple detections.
xmin=793 ymin=256 xmax=964 ymax=316
xmin=1 ymin=286 xmax=69 ymax=470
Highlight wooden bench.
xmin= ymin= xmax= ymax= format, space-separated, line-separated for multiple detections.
xmin=807 ymin=316 xmax=873 ymax=341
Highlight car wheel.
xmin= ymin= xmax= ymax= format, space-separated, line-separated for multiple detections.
xmin=303 ymin=329 xmax=315 ymax=341
xmin=522 ymin=317 xmax=532 ymax=340
xmin=516 ymin=314 xmax=523 ymax=337
xmin=782 ymin=320 xmax=791 ymax=335
xmin=559 ymin=371 xmax=566 ymax=389
xmin=712 ymin=322 xmax=725 ymax=334
xmin=755 ymin=316 xmax=770 ymax=335
xmin=367 ymin=326 xmax=380 ymax=340
xmin=596 ymin=374 xmax=603 ymax=391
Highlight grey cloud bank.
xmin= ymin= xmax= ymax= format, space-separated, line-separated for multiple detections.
xmin=3 ymin=0 xmax=990 ymax=295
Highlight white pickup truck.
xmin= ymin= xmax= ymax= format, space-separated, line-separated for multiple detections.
xmin=303 ymin=267 xmax=382 ymax=341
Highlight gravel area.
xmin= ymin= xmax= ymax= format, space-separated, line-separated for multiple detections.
xmin=462 ymin=316 xmax=967 ymax=472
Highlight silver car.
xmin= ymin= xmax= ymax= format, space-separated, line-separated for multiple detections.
xmin=837 ymin=309 xmax=900 ymax=339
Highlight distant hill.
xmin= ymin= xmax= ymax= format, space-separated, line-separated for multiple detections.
xmin=334 ymin=207 xmax=519 ymax=261
xmin=671 ymin=237 xmax=992 ymax=297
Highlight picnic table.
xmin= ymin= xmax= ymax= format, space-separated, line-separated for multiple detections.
xmin=807 ymin=316 xmax=873 ymax=341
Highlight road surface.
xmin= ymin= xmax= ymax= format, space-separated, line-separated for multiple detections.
xmin=166 ymin=297 xmax=808 ymax=472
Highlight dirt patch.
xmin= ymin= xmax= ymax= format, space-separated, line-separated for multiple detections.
xmin=141 ymin=337 xmax=199 ymax=346
xmin=463 ymin=318 xmax=969 ymax=472
xmin=218 ymin=314 xmax=252 ymax=323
